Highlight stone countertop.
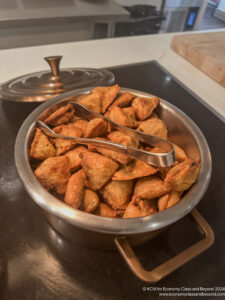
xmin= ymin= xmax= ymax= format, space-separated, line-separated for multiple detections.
xmin=1 ymin=60 xmax=225 ymax=300
xmin=0 ymin=28 xmax=225 ymax=120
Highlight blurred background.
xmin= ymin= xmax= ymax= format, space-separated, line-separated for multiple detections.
xmin=0 ymin=0 xmax=224 ymax=49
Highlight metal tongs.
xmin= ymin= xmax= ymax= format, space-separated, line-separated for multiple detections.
xmin=37 ymin=102 xmax=175 ymax=167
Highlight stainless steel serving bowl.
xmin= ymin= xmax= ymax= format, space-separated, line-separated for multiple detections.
xmin=15 ymin=87 xmax=213 ymax=282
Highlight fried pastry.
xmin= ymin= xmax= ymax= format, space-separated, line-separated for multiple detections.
xmin=138 ymin=118 xmax=168 ymax=139
xmin=64 ymin=146 xmax=89 ymax=171
xmin=158 ymin=190 xmax=180 ymax=211
xmin=101 ymin=180 xmax=133 ymax=210
xmin=72 ymin=119 xmax=88 ymax=136
xmin=165 ymin=159 xmax=200 ymax=192
xmin=109 ymin=92 xmax=135 ymax=108
xmin=93 ymin=146 xmax=131 ymax=165
xmin=44 ymin=104 xmax=74 ymax=126
xmin=108 ymin=106 xmax=137 ymax=128
xmin=34 ymin=156 xmax=71 ymax=194
xmin=30 ymin=128 xmax=56 ymax=160
xmin=80 ymin=152 xmax=119 ymax=190
xmin=173 ymin=144 xmax=188 ymax=162
xmin=52 ymin=123 xmax=83 ymax=155
xmin=112 ymin=160 xmax=157 ymax=181
xmin=132 ymin=97 xmax=159 ymax=121
xmin=31 ymin=85 xmax=201 ymax=218
xmin=108 ymin=130 xmax=139 ymax=148
xmin=85 ymin=118 xmax=108 ymax=138
xmin=95 ymin=203 xmax=117 ymax=218
xmin=122 ymin=106 xmax=136 ymax=119
xmin=87 ymin=137 xmax=131 ymax=165
xmin=93 ymin=84 xmax=120 ymax=113
xmin=75 ymin=89 xmax=102 ymax=113
xmin=65 ymin=170 xmax=86 ymax=209
xmin=83 ymin=189 xmax=99 ymax=213
xmin=167 ymin=191 xmax=181 ymax=208
xmin=134 ymin=175 xmax=171 ymax=200
xmin=123 ymin=197 xmax=156 ymax=218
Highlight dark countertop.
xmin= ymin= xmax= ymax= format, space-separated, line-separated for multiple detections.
xmin=0 ymin=61 xmax=225 ymax=299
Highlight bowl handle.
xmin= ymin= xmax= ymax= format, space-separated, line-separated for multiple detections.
xmin=114 ymin=209 xmax=214 ymax=283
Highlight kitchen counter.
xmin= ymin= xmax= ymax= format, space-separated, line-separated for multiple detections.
xmin=0 ymin=28 xmax=225 ymax=121
xmin=1 ymin=60 xmax=225 ymax=300
xmin=0 ymin=0 xmax=129 ymax=23
xmin=1 ymin=31 xmax=225 ymax=299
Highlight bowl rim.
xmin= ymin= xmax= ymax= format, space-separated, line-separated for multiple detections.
xmin=14 ymin=87 xmax=212 ymax=235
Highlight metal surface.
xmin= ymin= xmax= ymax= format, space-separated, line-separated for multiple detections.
xmin=38 ymin=100 xmax=175 ymax=167
xmin=15 ymin=86 xmax=211 ymax=238
xmin=0 ymin=56 xmax=115 ymax=102
xmin=115 ymin=209 xmax=215 ymax=283
xmin=1 ymin=61 xmax=224 ymax=299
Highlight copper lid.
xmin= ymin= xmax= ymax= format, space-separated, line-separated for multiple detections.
xmin=0 ymin=56 xmax=115 ymax=102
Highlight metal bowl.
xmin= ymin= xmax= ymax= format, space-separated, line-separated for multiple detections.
xmin=15 ymin=87 xmax=212 ymax=249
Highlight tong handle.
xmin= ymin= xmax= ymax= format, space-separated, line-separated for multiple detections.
xmin=37 ymin=120 xmax=173 ymax=167
xmin=37 ymin=120 xmax=126 ymax=151
xmin=70 ymin=102 xmax=175 ymax=166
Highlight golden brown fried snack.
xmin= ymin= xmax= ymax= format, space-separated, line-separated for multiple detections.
xmin=83 ymin=189 xmax=99 ymax=213
xmin=173 ymin=144 xmax=188 ymax=162
xmin=165 ymin=159 xmax=200 ymax=192
xmin=112 ymin=160 xmax=157 ymax=181
xmin=80 ymin=152 xmax=119 ymax=190
xmin=65 ymin=170 xmax=86 ymax=209
xmin=94 ymin=146 xmax=131 ymax=165
xmin=167 ymin=191 xmax=181 ymax=208
xmin=122 ymin=106 xmax=137 ymax=127
xmin=150 ymin=147 xmax=165 ymax=153
xmin=34 ymin=156 xmax=71 ymax=194
xmin=134 ymin=175 xmax=171 ymax=200
xmin=30 ymin=128 xmax=56 ymax=160
xmin=109 ymin=92 xmax=135 ymax=108
xmin=52 ymin=123 xmax=83 ymax=156
xmin=158 ymin=190 xmax=180 ymax=212
xmin=122 ymin=106 xmax=136 ymax=119
xmin=101 ymin=180 xmax=133 ymax=210
xmin=75 ymin=89 xmax=101 ymax=113
xmin=72 ymin=119 xmax=88 ymax=136
xmin=132 ymin=97 xmax=159 ymax=121
xmin=93 ymin=84 xmax=120 ymax=113
xmin=88 ymin=137 xmax=131 ymax=165
xmin=95 ymin=203 xmax=117 ymax=218
xmin=158 ymin=193 xmax=169 ymax=212
xmin=138 ymin=118 xmax=168 ymax=139
xmin=123 ymin=197 xmax=156 ymax=218
xmin=108 ymin=106 xmax=137 ymax=128
xmin=44 ymin=104 xmax=74 ymax=126
xmin=108 ymin=130 xmax=139 ymax=148
xmin=85 ymin=118 xmax=108 ymax=138
xmin=64 ymin=146 xmax=89 ymax=171
xmin=87 ymin=137 xmax=108 ymax=152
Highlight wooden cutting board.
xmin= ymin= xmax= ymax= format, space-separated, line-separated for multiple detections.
xmin=171 ymin=32 xmax=225 ymax=88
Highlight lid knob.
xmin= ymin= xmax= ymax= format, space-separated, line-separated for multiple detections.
xmin=44 ymin=56 xmax=62 ymax=78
